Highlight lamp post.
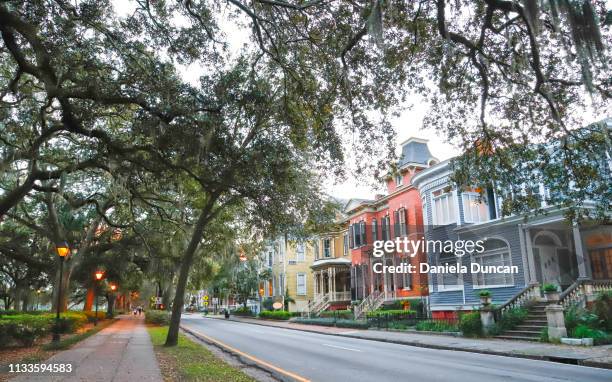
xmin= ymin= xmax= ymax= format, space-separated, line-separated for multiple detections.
xmin=94 ymin=270 xmax=104 ymax=326
xmin=109 ymin=284 xmax=117 ymax=317
xmin=53 ymin=241 xmax=70 ymax=343
xmin=36 ymin=289 xmax=41 ymax=311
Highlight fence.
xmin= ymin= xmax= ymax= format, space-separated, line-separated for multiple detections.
xmin=366 ymin=312 xmax=459 ymax=331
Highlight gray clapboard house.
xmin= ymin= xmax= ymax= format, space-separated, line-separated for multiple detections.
xmin=411 ymin=120 xmax=612 ymax=329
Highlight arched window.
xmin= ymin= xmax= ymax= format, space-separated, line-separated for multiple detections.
xmin=472 ymin=238 xmax=514 ymax=288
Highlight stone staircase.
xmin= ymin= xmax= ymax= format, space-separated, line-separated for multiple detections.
xmin=495 ymin=302 xmax=547 ymax=341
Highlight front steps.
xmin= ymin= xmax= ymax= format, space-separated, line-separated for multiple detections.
xmin=494 ymin=302 xmax=548 ymax=341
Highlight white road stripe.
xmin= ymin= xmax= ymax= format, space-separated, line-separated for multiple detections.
xmin=322 ymin=343 xmax=362 ymax=352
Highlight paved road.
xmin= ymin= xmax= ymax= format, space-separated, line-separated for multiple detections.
xmin=181 ymin=315 xmax=611 ymax=382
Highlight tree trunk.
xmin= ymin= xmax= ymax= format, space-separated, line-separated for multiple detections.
xmin=83 ymin=287 xmax=94 ymax=311
xmin=165 ymin=207 xmax=212 ymax=346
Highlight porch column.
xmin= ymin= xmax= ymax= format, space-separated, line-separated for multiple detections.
xmin=573 ymin=223 xmax=590 ymax=280
xmin=314 ymin=272 xmax=318 ymax=298
xmin=523 ymin=227 xmax=539 ymax=285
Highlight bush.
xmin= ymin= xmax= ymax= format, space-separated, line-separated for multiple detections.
xmin=459 ymin=312 xmax=482 ymax=337
xmin=293 ymin=317 xmax=369 ymax=329
xmin=145 ymin=310 xmax=170 ymax=325
xmin=233 ymin=306 xmax=254 ymax=317
xmin=593 ymin=291 xmax=612 ymax=331
xmin=366 ymin=309 xmax=416 ymax=318
xmin=9 ymin=321 xmax=47 ymax=346
xmin=262 ymin=298 xmax=274 ymax=311
xmin=498 ymin=307 xmax=528 ymax=331
xmin=542 ymin=283 xmax=558 ymax=293
xmin=319 ymin=310 xmax=353 ymax=319
xmin=83 ymin=311 xmax=107 ymax=323
xmin=415 ymin=320 xmax=458 ymax=332
xmin=259 ymin=310 xmax=291 ymax=320
xmin=478 ymin=290 xmax=491 ymax=297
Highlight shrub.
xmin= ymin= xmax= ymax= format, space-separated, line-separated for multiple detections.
xmin=498 ymin=307 xmax=528 ymax=331
xmin=233 ymin=306 xmax=254 ymax=317
xmin=83 ymin=311 xmax=107 ymax=323
xmin=320 ymin=310 xmax=353 ymax=319
xmin=478 ymin=290 xmax=491 ymax=297
xmin=415 ymin=320 xmax=458 ymax=332
xmin=459 ymin=312 xmax=482 ymax=337
xmin=540 ymin=328 xmax=549 ymax=342
xmin=293 ymin=317 xmax=369 ymax=329
xmin=9 ymin=322 xmax=47 ymax=346
xmin=593 ymin=291 xmax=612 ymax=331
xmin=259 ymin=310 xmax=291 ymax=320
xmin=145 ymin=310 xmax=170 ymax=325
xmin=542 ymin=283 xmax=558 ymax=293
xmin=366 ymin=309 xmax=416 ymax=318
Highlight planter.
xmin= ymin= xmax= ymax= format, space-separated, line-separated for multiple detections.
xmin=479 ymin=296 xmax=492 ymax=306
xmin=560 ymin=338 xmax=594 ymax=346
xmin=544 ymin=291 xmax=560 ymax=302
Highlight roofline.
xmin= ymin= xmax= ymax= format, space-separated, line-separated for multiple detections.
xmin=411 ymin=158 xmax=454 ymax=189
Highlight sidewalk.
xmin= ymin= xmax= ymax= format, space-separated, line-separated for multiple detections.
xmin=12 ymin=314 xmax=162 ymax=382
xmin=210 ymin=315 xmax=612 ymax=369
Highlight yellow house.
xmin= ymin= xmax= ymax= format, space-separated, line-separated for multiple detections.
xmin=261 ymin=236 xmax=316 ymax=312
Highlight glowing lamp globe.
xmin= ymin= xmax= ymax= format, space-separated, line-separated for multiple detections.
xmin=95 ymin=271 xmax=104 ymax=280
xmin=55 ymin=241 xmax=70 ymax=257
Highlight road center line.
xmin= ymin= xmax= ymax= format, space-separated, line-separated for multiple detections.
xmin=183 ymin=326 xmax=311 ymax=382
xmin=322 ymin=343 xmax=362 ymax=352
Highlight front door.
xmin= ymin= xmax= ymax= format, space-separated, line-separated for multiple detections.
xmin=533 ymin=246 xmax=561 ymax=285
xmin=590 ymin=247 xmax=612 ymax=279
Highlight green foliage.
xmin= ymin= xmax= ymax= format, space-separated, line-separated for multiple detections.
xmin=593 ymin=291 xmax=612 ymax=331
xmin=497 ymin=307 xmax=528 ymax=331
xmin=540 ymin=328 xmax=549 ymax=342
xmin=366 ymin=309 xmax=416 ymax=318
xmin=258 ymin=310 xmax=291 ymax=320
xmin=542 ymin=283 xmax=559 ymax=293
xmin=415 ymin=320 xmax=459 ymax=332
xmin=478 ymin=290 xmax=491 ymax=297
xmin=459 ymin=312 xmax=483 ymax=337
xmin=233 ymin=306 xmax=254 ymax=317
xmin=319 ymin=310 xmax=353 ymax=319
xmin=293 ymin=317 xmax=369 ymax=329
xmin=145 ymin=310 xmax=171 ymax=325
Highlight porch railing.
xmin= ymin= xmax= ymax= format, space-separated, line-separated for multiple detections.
xmin=328 ymin=291 xmax=351 ymax=302
xmin=493 ymin=283 xmax=540 ymax=321
xmin=559 ymin=279 xmax=612 ymax=309
xmin=354 ymin=290 xmax=395 ymax=319
xmin=304 ymin=293 xmax=330 ymax=317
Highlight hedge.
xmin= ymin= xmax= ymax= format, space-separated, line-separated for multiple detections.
xmin=0 ymin=311 xmax=93 ymax=347
xmin=366 ymin=309 xmax=416 ymax=318
xmin=233 ymin=306 xmax=254 ymax=317
xmin=319 ymin=310 xmax=353 ymax=319
xmin=459 ymin=312 xmax=482 ymax=337
xmin=258 ymin=310 xmax=291 ymax=320
xmin=293 ymin=317 xmax=369 ymax=329
xmin=145 ymin=310 xmax=171 ymax=325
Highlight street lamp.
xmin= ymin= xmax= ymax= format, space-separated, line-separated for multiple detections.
xmin=108 ymin=284 xmax=117 ymax=317
xmin=94 ymin=270 xmax=104 ymax=326
xmin=53 ymin=241 xmax=70 ymax=343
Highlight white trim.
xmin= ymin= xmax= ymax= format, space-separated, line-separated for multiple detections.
xmin=296 ymin=272 xmax=307 ymax=296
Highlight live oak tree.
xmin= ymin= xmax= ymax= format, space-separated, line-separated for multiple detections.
xmin=1 ymin=0 xmax=609 ymax=346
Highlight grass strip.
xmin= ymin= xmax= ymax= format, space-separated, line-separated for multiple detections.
xmin=147 ymin=326 xmax=255 ymax=382
xmin=42 ymin=319 xmax=117 ymax=351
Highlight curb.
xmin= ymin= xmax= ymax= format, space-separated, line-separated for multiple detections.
xmin=205 ymin=316 xmax=612 ymax=370
xmin=180 ymin=325 xmax=304 ymax=382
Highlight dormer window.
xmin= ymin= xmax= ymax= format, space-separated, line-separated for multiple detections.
xmin=395 ymin=174 xmax=403 ymax=187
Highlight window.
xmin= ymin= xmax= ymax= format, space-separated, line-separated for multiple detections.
xmin=296 ymin=243 xmax=305 ymax=262
xmin=313 ymin=240 xmax=319 ymax=259
xmin=381 ymin=215 xmax=390 ymax=240
xmin=395 ymin=174 xmax=403 ymax=187
xmin=349 ymin=225 xmax=354 ymax=248
xmin=432 ymin=188 xmax=456 ymax=225
xmin=343 ymin=233 xmax=349 ymax=256
xmin=401 ymin=265 xmax=411 ymax=290
xmin=297 ymin=273 xmax=307 ymax=295
xmin=472 ymin=239 xmax=513 ymax=287
xmin=360 ymin=221 xmax=367 ymax=245
xmin=267 ymin=251 xmax=272 ymax=267
xmin=372 ymin=218 xmax=378 ymax=242
xmin=323 ymin=238 xmax=331 ymax=258
xmin=438 ymin=257 xmax=462 ymax=291
xmin=398 ymin=208 xmax=407 ymax=236
xmin=462 ymin=192 xmax=489 ymax=223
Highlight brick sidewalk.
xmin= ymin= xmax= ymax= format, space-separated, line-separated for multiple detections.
xmin=12 ymin=315 xmax=162 ymax=382
xmin=209 ymin=315 xmax=612 ymax=369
